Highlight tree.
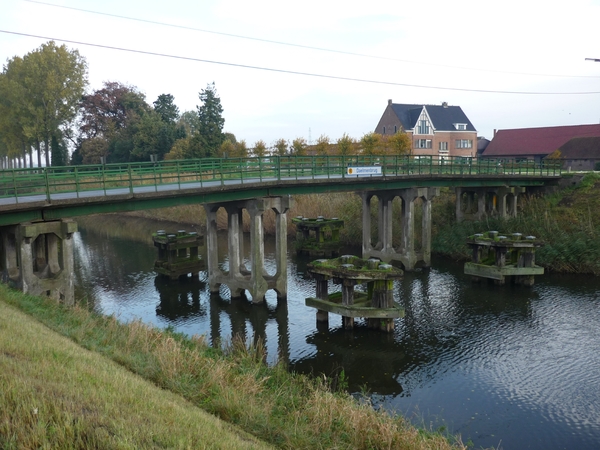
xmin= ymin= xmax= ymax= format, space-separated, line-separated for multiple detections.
xmin=290 ymin=138 xmax=306 ymax=156
xmin=336 ymin=133 xmax=356 ymax=156
xmin=0 ymin=60 xmax=33 ymax=166
xmin=23 ymin=41 xmax=87 ymax=166
xmin=233 ymin=140 xmax=248 ymax=158
xmin=0 ymin=41 xmax=87 ymax=167
xmin=360 ymin=132 xmax=382 ymax=156
xmin=192 ymin=82 xmax=225 ymax=158
xmin=253 ymin=140 xmax=267 ymax=157
xmin=273 ymin=138 xmax=288 ymax=156
xmin=178 ymin=111 xmax=200 ymax=137
xmin=50 ymin=134 xmax=68 ymax=166
xmin=75 ymin=81 xmax=150 ymax=164
xmin=218 ymin=139 xmax=235 ymax=158
xmin=314 ymin=134 xmax=330 ymax=156
xmin=386 ymin=131 xmax=411 ymax=155
xmin=153 ymin=94 xmax=179 ymax=124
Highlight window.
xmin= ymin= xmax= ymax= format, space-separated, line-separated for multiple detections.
xmin=417 ymin=119 xmax=430 ymax=134
xmin=394 ymin=125 xmax=397 ymax=133
xmin=383 ymin=126 xmax=386 ymax=134
xmin=454 ymin=123 xmax=467 ymax=130
xmin=416 ymin=139 xmax=432 ymax=149
xmin=455 ymin=139 xmax=473 ymax=149
xmin=439 ymin=142 xmax=448 ymax=151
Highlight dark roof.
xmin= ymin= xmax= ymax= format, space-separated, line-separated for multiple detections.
xmin=482 ymin=124 xmax=600 ymax=157
xmin=477 ymin=137 xmax=490 ymax=153
xmin=390 ymin=103 xmax=476 ymax=132
xmin=556 ymin=136 xmax=600 ymax=159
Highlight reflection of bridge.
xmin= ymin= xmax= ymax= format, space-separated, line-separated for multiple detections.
xmin=0 ymin=155 xmax=560 ymax=304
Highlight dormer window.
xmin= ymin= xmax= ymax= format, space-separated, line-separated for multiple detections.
xmin=454 ymin=123 xmax=467 ymax=130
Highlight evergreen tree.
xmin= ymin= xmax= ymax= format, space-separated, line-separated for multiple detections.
xmin=194 ymin=82 xmax=224 ymax=158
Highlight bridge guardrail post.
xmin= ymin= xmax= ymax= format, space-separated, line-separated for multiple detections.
xmin=12 ymin=170 xmax=19 ymax=204
xmin=44 ymin=169 xmax=50 ymax=202
xmin=128 ymin=165 xmax=134 ymax=194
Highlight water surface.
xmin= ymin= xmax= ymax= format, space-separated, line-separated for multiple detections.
xmin=73 ymin=227 xmax=600 ymax=449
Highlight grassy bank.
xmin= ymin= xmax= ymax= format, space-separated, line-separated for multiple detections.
xmin=1 ymin=285 xmax=465 ymax=450
xmin=0 ymin=290 xmax=270 ymax=449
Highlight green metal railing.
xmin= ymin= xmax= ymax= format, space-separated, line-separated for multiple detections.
xmin=0 ymin=155 xmax=562 ymax=204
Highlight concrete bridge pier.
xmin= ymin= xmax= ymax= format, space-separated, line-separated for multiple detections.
xmin=0 ymin=220 xmax=77 ymax=305
xmin=204 ymin=196 xmax=291 ymax=303
xmin=456 ymin=187 xmax=525 ymax=221
xmin=361 ymin=187 xmax=439 ymax=270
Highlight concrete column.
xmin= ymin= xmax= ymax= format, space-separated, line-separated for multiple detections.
xmin=247 ymin=200 xmax=268 ymax=303
xmin=379 ymin=193 xmax=394 ymax=254
xmin=203 ymin=205 xmax=221 ymax=294
xmin=1 ymin=227 xmax=19 ymax=283
xmin=455 ymin=187 xmax=464 ymax=222
xmin=421 ymin=193 xmax=433 ymax=265
xmin=361 ymin=193 xmax=372 ymax=255
xmin=270 ymin=196 xmax=291 ymax=299
xmin=399 ymin=191 xmax=415 ymax=268
xmin=225 ymin=205 xmax=242 ymax=277
xmin=476 ymin=188 xmax=486 ymax=220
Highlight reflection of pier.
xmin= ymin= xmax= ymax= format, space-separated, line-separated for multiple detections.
xmin=154 ymin=276 xmax=207 ymax=321
xmin=291 ymin=328 xmax=405 ymax=395
xmin=208 ymin=294 xmax=290 ymax=363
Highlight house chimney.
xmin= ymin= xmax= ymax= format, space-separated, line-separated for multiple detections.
xmin=388 ymin=99 xmax=392 ymax=106
xmin=494 ymin=129 xmax=497 ymax=137
xmin=442 ymin=101 xmax=448 ymax=108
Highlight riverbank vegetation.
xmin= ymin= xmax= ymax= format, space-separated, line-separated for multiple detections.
xmin=0 ymin=284 xmax=465 ymax=450
xmin=432 ymin=173 xmax=600 ymax=274
xmin=116 ymin=172 xmax=600 ymax=274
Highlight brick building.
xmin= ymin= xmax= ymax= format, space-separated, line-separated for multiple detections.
xmin=375 ymin=100 xmax=477 ymax=158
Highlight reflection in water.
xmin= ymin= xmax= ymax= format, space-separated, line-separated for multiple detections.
xmin=155 ymin=277 xmax=206 ymax=322
xmin=73 ymin=227 xmax=600 ymax=450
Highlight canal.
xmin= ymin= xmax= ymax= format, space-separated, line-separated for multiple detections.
xmin=73 ymin=223 xmax=600 ymax=450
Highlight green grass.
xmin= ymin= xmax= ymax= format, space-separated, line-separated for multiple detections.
xmin=0 ymin=295 xmax=271 ymax=450
xmin=0 ymin=285 xmax=467 ymax=450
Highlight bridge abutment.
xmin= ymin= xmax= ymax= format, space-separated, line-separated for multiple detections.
xmin=361 ymin=187 xmax=438 ymax=270
xmin=204 ymin=196 xmax=291 ymax=303
xmin=0 ymin=220 xmax=77 ymax=304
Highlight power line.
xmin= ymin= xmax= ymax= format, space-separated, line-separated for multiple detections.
xmin=2 ymin=29 xmax=600 ymax=95
xmin=23 ymin=0 xmax=600 ymax=80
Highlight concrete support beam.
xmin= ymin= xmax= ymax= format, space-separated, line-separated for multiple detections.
xmin=0 ymin=220 xmax=77 ymax=305
xmin=204 ymin=196 xmax=292 ymax=304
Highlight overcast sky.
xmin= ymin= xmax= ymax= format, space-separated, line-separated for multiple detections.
xmin=2 ymin=0 xmax=600 ymax=147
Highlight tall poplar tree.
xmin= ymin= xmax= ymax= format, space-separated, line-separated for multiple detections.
xmin=20 ymin=41 xmax=87 ymax=166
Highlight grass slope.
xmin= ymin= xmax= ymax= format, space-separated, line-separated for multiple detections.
xmin=0 ymin=297 xmax=271 ymax=449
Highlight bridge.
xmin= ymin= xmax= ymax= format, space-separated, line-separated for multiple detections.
xmin=0 ymin=155 xmax=561 ymax=305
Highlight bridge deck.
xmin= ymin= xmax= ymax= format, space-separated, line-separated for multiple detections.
xmin=0 ymin=155 xmax=561 ymax=225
